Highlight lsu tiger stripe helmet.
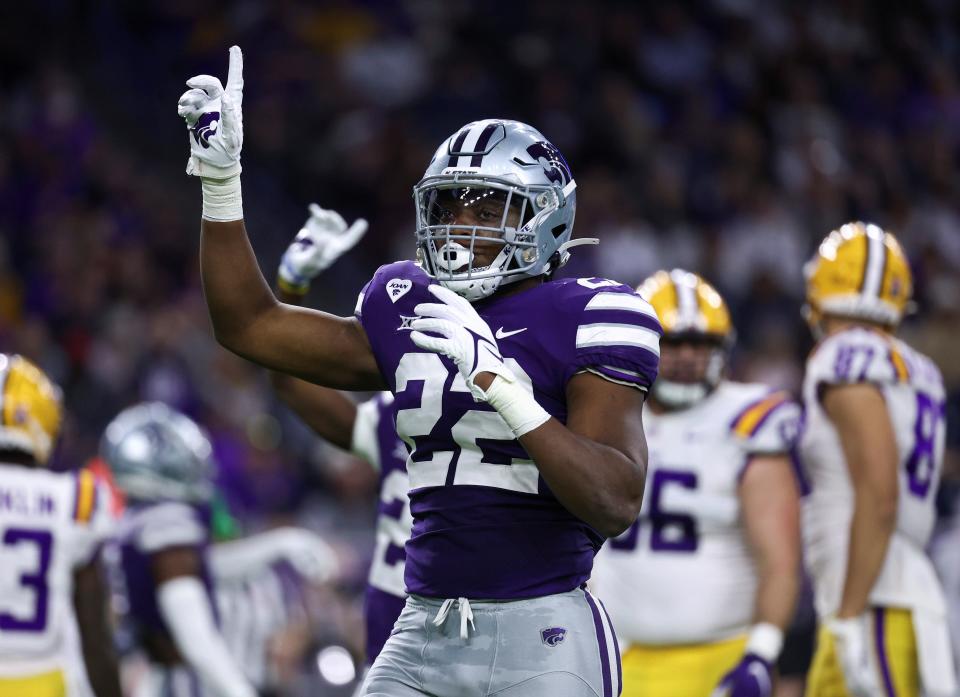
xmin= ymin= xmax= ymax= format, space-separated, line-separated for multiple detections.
xmin=637 ymin=269 xmax=733 ymax=408
xmin=804 ymin=222 xmax=912 ymax=329
xmin=0 ymin=354 xmax=63 ymax=465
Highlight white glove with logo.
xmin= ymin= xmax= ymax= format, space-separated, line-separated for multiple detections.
xmin=177 ymin=46 xmax=244 ymax=179
xmin=827 ymin=615 xmax=881 ymax=697
xmin=410 ymin=284 xmax=515 ymax=400
xmin=278 ymin=204 xmax=369 ymax=293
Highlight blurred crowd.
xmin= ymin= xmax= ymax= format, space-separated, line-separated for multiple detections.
xmin=1 ymin=0 xmax=959 ymax=691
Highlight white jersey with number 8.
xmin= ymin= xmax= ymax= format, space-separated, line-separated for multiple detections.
xmin=798 ymin=327 xmax=947 ymax=617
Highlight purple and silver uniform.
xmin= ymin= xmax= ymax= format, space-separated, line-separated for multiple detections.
xmin=357 ymin=261 xmax=661 ymax=600
xmin=351 ymin=392 xmax=411 ymax=662
xmin=116 ymin=502 xmax=216 ymax=656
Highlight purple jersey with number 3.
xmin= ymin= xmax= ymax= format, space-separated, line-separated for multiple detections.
xmin=356 ymin=261 xmax=661 ymax=599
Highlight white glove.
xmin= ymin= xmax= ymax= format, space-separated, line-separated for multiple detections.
xmin=410 ymin=284 xmax=515 ymax=401
xmin=272 ymin=528 xmax=340 ymax=583
xmin=827 ymin=615 xmax=881 ymax=697
xmin=177 ymin=45 xmax=244 ymax=179
xmin=278 ymin=204 xmax=369 ymax=292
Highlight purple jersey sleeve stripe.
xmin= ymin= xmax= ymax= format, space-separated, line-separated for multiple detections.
xmin=585 ymin=590 xmax=613 ymax=697
xmin=873 ymin=608 xmax=897 ymax=697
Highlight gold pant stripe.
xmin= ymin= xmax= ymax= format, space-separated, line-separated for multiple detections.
xmin=0 ymin=669 xmax=66 ymax=697
xmin=805 ymin=607 xmax=919 ymax=697
xmin=620 ymin=635 xmax=747 ymax=697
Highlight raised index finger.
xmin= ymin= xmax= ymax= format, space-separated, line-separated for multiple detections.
xmin=225 ymin=45 xmax=244 ymax=100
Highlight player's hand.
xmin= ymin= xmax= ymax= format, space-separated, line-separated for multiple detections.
xmin=827 ymin=615 xmax=880 ymax=697
xmin=177 ymin=45 xmax=244 ymax=178
xmin=272 ymin=528 xmax=340 ymax=583
xmin=410 ymin=284 xmax=516 ymax=401
xmin=711 ymin=654 xmax=773 ymax=697
xmin=278 ymin=204 xmax=369 ymax=292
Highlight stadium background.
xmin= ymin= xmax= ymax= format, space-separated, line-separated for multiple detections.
xmin=1 ymin=1 xmax=959 ymax=694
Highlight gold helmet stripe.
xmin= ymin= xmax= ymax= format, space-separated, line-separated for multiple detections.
xmin=860 ymin=224 xmax=887 ymax=300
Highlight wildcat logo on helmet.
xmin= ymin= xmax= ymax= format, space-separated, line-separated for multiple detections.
xmin=192 ymin=111 xmax=220 ymax=148
xmin=525 ymin=141 xmax=572 ymax=186
xmin=540 ymin=626 xmax=567 ymax=647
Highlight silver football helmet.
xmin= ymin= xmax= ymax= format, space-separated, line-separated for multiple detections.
xmin=414 ymin=119 xmax=590 ymax=301
xmin=101 ymin=402 xmax=214 ymax=503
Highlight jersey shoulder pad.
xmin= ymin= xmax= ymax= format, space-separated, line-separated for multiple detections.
xmin=128 ymin=501 xmax=208 ymax=554
xmin=556 ymin=277 xmax=662 ymax=391
xmin=356 ymin=260 xmax=429 ymax=317
xmin=68 ymin=470 xmax=116 ymax=565
xmin=806 ymin=327 xmax=906 ymax=389
xmin=727 ymin=385 xmax=801 ymax=455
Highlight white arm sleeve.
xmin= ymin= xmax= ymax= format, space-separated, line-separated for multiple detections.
xmin=157 ymin=576 xmax=257 ymax=697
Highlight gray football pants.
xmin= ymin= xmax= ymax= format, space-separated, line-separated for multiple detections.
xmin=360 ymin=587 xmax=622 ymax=697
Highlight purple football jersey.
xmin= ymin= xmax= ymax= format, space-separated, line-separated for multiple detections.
xmin=356 ymin=261 xmax=661 ymax=599
xmin=117 ymin=501 xmax=216 ymax=657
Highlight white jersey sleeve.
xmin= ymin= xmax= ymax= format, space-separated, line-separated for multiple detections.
xmin=728 ymin=391 xmax=802 ymax=458
xmin=129 ymin=502 xmax=207 ymax=554
xmin=351 ymin=393 xmax=394 ymax=472
xmin=806 ymin=327 xmax=906 ymax=394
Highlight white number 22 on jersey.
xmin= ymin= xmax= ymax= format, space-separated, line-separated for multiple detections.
xmin=394 ymin=353 xmax=541 ymax=494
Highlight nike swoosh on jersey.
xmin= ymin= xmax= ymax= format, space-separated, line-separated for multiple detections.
xmin=495 ymin=327 xmax=528 ymax=339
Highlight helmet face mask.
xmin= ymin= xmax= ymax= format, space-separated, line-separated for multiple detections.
xmin=638 ymin=269 xmax=734 ymax=410
xmin=414 ymin=120 xmax=577 ymax=302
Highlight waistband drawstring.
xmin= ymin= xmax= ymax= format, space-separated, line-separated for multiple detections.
xmin=432 ymin=597 xmax=475 ymax=640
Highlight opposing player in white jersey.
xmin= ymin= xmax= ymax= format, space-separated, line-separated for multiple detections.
xmin=798 ymin=222 xmax=956 ymax=697
xmin=178 ymin=48 xmax=660 ymax=697
xmin=272 ymin=204 xmax=411 ymax=668
xmin=0 ymin=354 xmax=122 ymax=697
xmin=592 ymin=270 xmax=801 ymax=697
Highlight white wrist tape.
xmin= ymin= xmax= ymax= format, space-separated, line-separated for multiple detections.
xmin=481 ymin=374 xmax=551 ymax=438
xmin=201 ymin=173 xmax=243 ymax=221
xmin=746 ymin=622 xmax=784 ymax=662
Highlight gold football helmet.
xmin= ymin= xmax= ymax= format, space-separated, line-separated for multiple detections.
xmin=804 ymin=221 xmax=912 ymax=328
xmin=638 ymin=269 xmax=733 ymax=407
xmin=0 ymin=354 xmax=63 ymax=465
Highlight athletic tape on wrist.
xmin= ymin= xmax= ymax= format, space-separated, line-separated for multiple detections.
xmin=746 ymin=622 xmax=784 ymax=662
xmin=481 ymin=374 xmax=551 ymax=438
xmin=201 ymin=174 xmax=243 ymax=221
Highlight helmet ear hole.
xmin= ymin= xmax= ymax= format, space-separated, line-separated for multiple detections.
xmin=551 ymin=224 xmax=567 ymax=239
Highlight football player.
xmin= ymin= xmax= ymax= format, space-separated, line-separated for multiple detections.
xmin=178 ymin=47 xmax=660 ymax=696
xmin=0 ymin=354 xmax=122 ymax=697
xmin=591 ymin=270 xmax=801 ymax=697
xmin=798 ymin=222 xmax=956 ymax=697
xmin=272 ymin=204 xmax=411 ymax=669
xmin=102 ymin=402 xmax=336 ymax=697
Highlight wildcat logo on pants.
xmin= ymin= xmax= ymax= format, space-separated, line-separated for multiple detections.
xmin=540 ymin=627 xmax=567 ymax=647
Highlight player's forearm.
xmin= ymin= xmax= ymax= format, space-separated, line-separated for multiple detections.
xmin=74 ymin=562 xmax=123 ymax=697
xmin=754 ymin=562 xmax=799 ymax=630
xmin=838 ymin=491 xmax=897 ymax=617
xmin=201 ymin=218 xmax=279 ymax=351
xmin=158 ymin=576 xmax=257 ymax=697
xmin=520 ymin=420 xmax=645 ymax=537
